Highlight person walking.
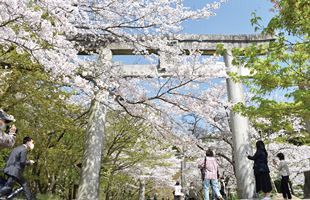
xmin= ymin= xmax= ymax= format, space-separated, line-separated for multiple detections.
xmin=0 ymin=109 xmax=17 ymax=148
xmin=247 ymin=140 xmax=272 ymax=200
xmin=0 ymin=136 xmax=35 ymax=200
xmin=273 ymin=153 xmax=292 ymax=199
xmin=219 ymin=176 xmax=227 ymax=199
xmin=188 ymin=182 xmax=198 ymax=200
xmin=199 ymin=149 xmax=223 ymax=200
xmin=174 ymin=181 xmax=183 ymax=200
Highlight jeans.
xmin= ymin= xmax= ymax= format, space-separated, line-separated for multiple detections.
xmin=203 ymin=179 xmax=222 ymax=200
xmin=281 ymin=176 xmax=292 ymax=199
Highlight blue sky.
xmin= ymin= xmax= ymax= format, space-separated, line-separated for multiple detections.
xmin=112 ymin=1 xmax=284 ymax=127
xmin=182 ymin=0 xmax=274 ymax=34
xmin=113 ymin=0 xmax=275 ymax=64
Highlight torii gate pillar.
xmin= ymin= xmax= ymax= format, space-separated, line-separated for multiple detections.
xmin=224 ymin=49 xmax=255 ymax=199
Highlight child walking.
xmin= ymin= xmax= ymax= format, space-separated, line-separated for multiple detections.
xmin=273 ymin=153 xmax=292 ymax=200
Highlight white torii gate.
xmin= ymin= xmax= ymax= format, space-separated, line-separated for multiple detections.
xmin=74 ymin=34 xmax=274 ymax=200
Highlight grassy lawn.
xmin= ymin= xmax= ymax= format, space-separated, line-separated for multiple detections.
xmin=14 ymin=194 xmax=62 ymax=200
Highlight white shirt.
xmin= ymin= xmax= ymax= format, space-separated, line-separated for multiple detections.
xmin=278 ymin=160 xmax=290 ymax=176
xmin=174 ymin=185 xmax=182 ymax=196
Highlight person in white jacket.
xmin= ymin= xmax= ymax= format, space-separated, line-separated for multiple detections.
xmin=0 ymin=109 xmax=17 ymax=148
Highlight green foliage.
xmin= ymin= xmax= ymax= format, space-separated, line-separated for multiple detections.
xmin=0 ymin=47 xmax=174 ymax=199
xmin=264 ymin=0 xmax=310 ymax=36
xmin=0 ymin=48 xmax=86 ymax=199
xmin=36 ymin=194 xmax=63 ymax=200
xmin=100 ymin=112 xmax=173 ymax=200
xmin=225 ymin=0 xmax=310 ymax=143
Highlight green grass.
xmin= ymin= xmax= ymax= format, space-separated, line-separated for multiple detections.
xmin=15 ymin=194 xmax=62 ymax=200
xmin=36 ymin=194 xmax=62 ymax=200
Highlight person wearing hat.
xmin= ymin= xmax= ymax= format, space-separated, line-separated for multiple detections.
xmin=0 ymin=109 xmax=17 ymax=148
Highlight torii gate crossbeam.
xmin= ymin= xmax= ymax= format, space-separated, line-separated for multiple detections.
xmin=75 ymin=34 xmax=274 ymax=200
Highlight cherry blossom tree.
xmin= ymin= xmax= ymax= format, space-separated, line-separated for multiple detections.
xmin=179 ymin=109 xmax=310 ymax=197
xmin=4 ymin=2 xmax=308 ymax=198
xmin=1 ymin=0 xmax=229 ymax=199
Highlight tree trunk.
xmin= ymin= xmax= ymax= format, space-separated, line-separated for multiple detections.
xmin=304 ymin=171 xmax=310 ymax=199
xmin=77 ymin=92 xmax=107 ymax=200
xmin=105 ymin=176 xmax=112 ymax=200
xmin=139 ymin=179 xmax=145 ymax=200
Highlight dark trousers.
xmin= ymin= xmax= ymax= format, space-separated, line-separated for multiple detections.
xmin=174 ymin=196 xmax=181 ymax=200
xmin=281 ymin=176 xmax=292 ymax=199
xmin=1 ymin=175 xmax=33 ymax=200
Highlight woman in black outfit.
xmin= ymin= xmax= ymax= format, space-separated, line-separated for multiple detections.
xmin=247 ymin=140 xmax=272 ymax=200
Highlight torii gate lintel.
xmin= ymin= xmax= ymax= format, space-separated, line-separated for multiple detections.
xmin=74 ymin=34 xmax=274 ymax=55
